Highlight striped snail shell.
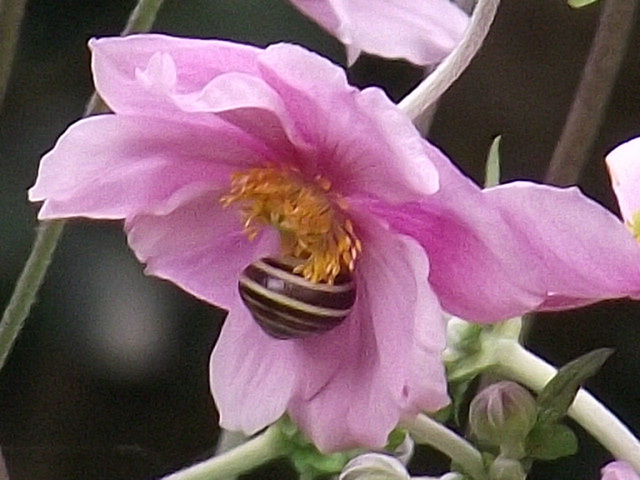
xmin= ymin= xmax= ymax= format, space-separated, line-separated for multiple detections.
xmin=238 ymin=257 xmax=357 ymax=339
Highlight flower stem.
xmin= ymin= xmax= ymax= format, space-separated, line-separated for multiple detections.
xmin=0 ymin=0 xmax=166 ymax=373
xmin=494 ymin=339 xmax=640 ymax=472
xmin=544 ymin=0 xmax=639 ymax=186
xmin=0 ymin=0 xmax=28 ymax=110
xmin=402 ymin=414 xmax=486 ymax=480
xmin=398 ymin=0 xmax=500 ymax=122
xmin=160 ymin=426 xmax=287 ymax=480
xmin=0 ymin=220 xmax=64 ymax=370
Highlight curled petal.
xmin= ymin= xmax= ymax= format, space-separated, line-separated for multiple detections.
xmin=606 ymin=137 xmax=640 ymax=226
xmin=289 ymin=0 xmax=469 ymax=65
xmin=90 ymin=35 xmax=261 ymax=117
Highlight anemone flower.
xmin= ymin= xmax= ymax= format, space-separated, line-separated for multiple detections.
xmin=287 ymin=0 xmax=469 ymax=65
xmin=29 ymin=34 xmax=640 ymax=452
xmin=602 ymin=462 xmax=640 ymax=480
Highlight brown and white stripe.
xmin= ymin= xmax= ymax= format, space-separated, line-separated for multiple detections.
xmin=238 ymin=257 xmax=356 ymax=339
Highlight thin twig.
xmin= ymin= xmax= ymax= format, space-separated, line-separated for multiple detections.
xmin=0 ymin=0 xmax=167 ymax=372
xmin=398 ymin=0 xmax=500 ymax=121
xmin=544 ymin=0 xmax=639 ymax=185
xmin=0 ymin=0 xmax=29 ymax=110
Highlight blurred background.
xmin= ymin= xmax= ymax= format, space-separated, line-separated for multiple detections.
xmin=0 ymin=0 xmax=639 ymax=479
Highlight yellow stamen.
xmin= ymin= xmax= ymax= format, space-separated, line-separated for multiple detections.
xmin=220 ymin=166 xmax=362 ymax=284
xmin=630 ymin=211 xmax=640 ymax=241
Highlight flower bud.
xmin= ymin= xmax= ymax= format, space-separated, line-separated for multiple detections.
xmin=469 ymin=381 xmax=537 ymax=452
xmin=601 ymin=462 xmax=640 ymax=480
xmin=339 ymin=453 xmax=410 ymax=480
xmin=489 ymin=456 xmax=526 ymax=480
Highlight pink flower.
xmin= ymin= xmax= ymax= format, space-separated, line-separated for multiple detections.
xmin=607 ymin=137 xmax=640 ymax=234
xmin=602 ymin=462 xmax=640 ymax=480
xmin=29 ymin=34 xmax=640 ymax=452
xmin=288 ymin=0 xmax=469 ymax=65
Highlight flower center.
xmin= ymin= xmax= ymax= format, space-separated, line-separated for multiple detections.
xmin=220 ymin=166 xmax=362 ymax=284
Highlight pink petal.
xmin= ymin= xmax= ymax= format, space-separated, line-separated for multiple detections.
xmin=91 ymin=37 xmax=438 ymax=202
xmin=485 ymin=182 xmax=640 ymax=309
xmin=125 ymin=186 xmax=280 ymax=311
xmin=288 ymin=215 xmax=448 ymax=452
xmin=90 ymin=35 xmax=262 ymax=117
xmin=257 ymin=43 xmax=439 ymax=201
xmin=289 ymin=0 xmax=469 ymax=65
xmin=93 ymin=36 xmax=305 ymax=159
xmin=362 ymin=143 xmax=545 ymax=322
xmin=606 ymin=137 xmax=640 ymax=226
xmin=602 ymin=462 xmax=640 ymax=480
xmin=210 ymin=300 xmax=298 ymax=434
xmin=29 ymin=114 xmax=268 ymax=220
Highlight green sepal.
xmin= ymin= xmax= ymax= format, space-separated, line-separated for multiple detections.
xmin=450 ymin=379 xmax=472 ymax=425
xmin=385 ymin=428 xmax=408 ymax=452
xmin=568 ymin=0 xmax=600 ymax=8
xmin=485 ymin=135 xmax=502 ymax=188
xmin=276 ymin=417 xmax=360 ymax=479
xmin=290 ymin=447 xmax=357 ymax=479
xmin=526 ymin=423 xmax=578 ymax=460
xmin=536 ymin=348 xmax=613 ymax=423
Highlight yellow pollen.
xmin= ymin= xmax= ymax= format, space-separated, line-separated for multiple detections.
xmin=220 ymin=166 xmax=362 ymax=284
xmin=630 ymin=211 xmax=640 ymax=241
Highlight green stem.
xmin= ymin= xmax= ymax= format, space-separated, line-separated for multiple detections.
xmin=214 ymin=429 xmax=248 ymax=480
xmin=121 ymin=0 xmax=164 ymax=35
xmin=0 ymin=220 xmax=65 ymax=370
xmin=402 ymin=414 xmax=486 ymax=480
xmin=160 ymin=426 xmax=286 ymax=480
xmin=494 ymin=339 xmax=640 ymax=473
xmin=398 ymin=0 xmax=500 ymax=122
xmin=0 ymin=0 xmax=166 ymax=372
xmin=544 ymin=0 xmax=639 ymax=186
xmin=0 ymin=0 xmax=29 ymax=110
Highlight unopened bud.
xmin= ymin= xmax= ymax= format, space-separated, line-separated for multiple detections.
xmin=489 ymin=456 xmax=526 ymax=480
xmin=469 ymin=381 xmax=537 ymax=453
xmin=339 ymin=453 xmax=410 ymax=480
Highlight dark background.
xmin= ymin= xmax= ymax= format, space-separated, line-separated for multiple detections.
xmin=0 ymin=0 xmax=639 ymax=479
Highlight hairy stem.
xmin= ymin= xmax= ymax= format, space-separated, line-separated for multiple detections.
xmin=160 ymin=426 xmax=286 ymax=480
xmin=544 ymin=0 xmax=639 ymax=185
xmin=0 ymin=0 xmax=166 ymax=372
xmin=398 ymin=0 xmax=500 ymax=121
xmin=402 ymin=414 xmax=486 ymax=480
xmin=495 ymin=339 xmax=640 ymax=472
xmin=0 ymin=0 xmax=28 ymax=110
xmin=0 ymin=221 xmax=64 ymax=370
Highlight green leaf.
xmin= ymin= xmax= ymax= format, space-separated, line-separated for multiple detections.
xmin=484 ymin=135 xmax=502 ymax=188
xmin=526 ymin=423 xmax=578 ymax=460
xmin=568 ymin=0 xmax=600 ymax=8
xmin=537 ymin=348 xmax=613 ymax=422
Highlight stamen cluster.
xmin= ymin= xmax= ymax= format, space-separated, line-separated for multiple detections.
xmin=220 ymin=166 xmax=362 ymax=284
